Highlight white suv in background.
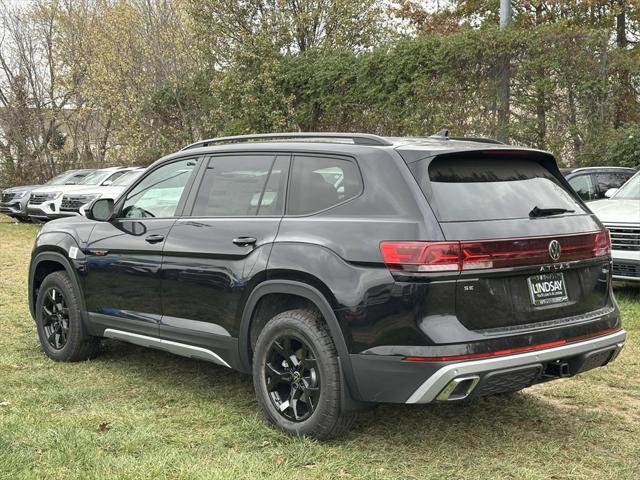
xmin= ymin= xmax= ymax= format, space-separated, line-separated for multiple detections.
xmin=590 ymin=171 xmax=640 ymax=284
xmin=63 ymin=168 xmax=146 ymax=216
xmin=27 ymin=167 xmax=135 ymax=221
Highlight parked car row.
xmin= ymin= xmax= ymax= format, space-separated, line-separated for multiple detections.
xmin=1 ymin=166 xmax=145 ymax=222
xmin=2 ymin=160 xmax=638 ymax=287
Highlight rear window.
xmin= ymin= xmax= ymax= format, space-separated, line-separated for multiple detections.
xmin=412 ymin=157 xmax=587 ymax=222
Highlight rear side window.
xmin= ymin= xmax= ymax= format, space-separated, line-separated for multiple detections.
xmin=414 ymin=156 xmax=587 ymax=222
xmin=192 ymin=154 xmax=288 ymax=217
xmin=288 ymin=155 xmax=362 ymax=215
xmin=568 ymin=174 xmax=596 ymax=201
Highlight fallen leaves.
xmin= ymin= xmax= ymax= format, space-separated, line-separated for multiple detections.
xmin=97 ymin=422 xmax=111 ymax=433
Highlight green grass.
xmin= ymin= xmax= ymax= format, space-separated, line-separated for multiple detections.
xmin=0 ymin=219 xmax=639 ymax=480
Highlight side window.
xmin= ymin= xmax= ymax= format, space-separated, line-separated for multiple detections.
xmin=595 ymin=173 xmax=631 ymax=198
xmin=568 ymin=174 xmax=596 ymax=201
xmin=121 ymin=158 xmax=198 ymax=218
xmin=288 ymin=155 xmax=362 ymax=215
xmin=257 ymin=155 xmax=290 ymax=216
xmin=192 ymin=154 xmax=287 ymax=217
xmin=103 ymin=171 xmax=126 ymax=186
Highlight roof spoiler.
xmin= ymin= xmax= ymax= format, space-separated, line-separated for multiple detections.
xmin=430 ymin=128 xmax=505 ymax=145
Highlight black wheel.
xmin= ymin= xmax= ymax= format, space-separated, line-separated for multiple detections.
xmin=253 ymin=309 xmax=356 ymax=439
xmin=35 ymin=271 xmax=100 ymax=361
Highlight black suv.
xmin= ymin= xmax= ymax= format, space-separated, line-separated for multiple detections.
xmin=561 ymin=166 xmax=636 ymax=202
xmin=28 ymin=133 xmax=626 ymax=439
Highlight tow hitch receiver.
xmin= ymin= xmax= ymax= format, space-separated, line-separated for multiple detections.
xmin=544 ymin=360 xmax=571 ymax=378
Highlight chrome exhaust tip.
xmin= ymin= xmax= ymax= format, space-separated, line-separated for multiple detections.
xmin=436 ymin=375 xmax=480 ymax=401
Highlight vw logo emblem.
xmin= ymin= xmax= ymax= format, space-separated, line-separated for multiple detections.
xmin=548 ymin=240 xmax=561 ymax=261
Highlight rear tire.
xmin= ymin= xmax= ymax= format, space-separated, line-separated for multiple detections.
xmin=252 ymin=309 xmax=356 ymax=439
xmin=35 ymin=271 xmax=100 ymax=362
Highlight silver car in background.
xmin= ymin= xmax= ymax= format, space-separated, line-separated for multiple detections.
xmin=27 ymin=167 xmax=134 ymax=221
xmin=589 ymin=171 xmax=640 ymax=284
xmin=0 ymin=169 xmax=93 ymax=222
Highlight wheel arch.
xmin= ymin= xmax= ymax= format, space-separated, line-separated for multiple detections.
xmin=29 ymin=251 xmax=87 ymax=325
xmin=239 ymin=280 xmax=361 ymax=400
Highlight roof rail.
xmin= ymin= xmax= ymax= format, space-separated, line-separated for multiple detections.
xmin=181 ymin=132 xmax=394 ymax=150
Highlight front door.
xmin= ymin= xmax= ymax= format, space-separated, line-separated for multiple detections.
xmin=83 ymin=157 xmax=201 ymax=336
xmin=159 ymin=153 xmax=290 ymax=363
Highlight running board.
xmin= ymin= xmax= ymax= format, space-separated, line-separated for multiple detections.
xmin=103 ymin=329 xmax=231 ymax=368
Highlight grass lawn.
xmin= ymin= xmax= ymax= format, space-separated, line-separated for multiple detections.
xmin=0 ymin=219 xmax=639 ymax=480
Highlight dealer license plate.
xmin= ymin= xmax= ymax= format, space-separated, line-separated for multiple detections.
xmin=527 ymin=273 xmax=569 ymax=306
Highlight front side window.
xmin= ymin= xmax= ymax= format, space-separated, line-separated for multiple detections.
xmin=288 ymin=155 xmax=362 ymax=215
xmin=121 ymin=158 xmax=198 ymax=218
xmin=568 ymin=174 xmax=596 ymax=201
xmin=595 ymin=172 xmax=632 ymax=198
xmin=192 ymin=154 xmax=288 ymax=217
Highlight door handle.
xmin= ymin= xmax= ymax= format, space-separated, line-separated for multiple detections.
xmin=145 ymin=234 xmax=165 ymax=244
xmin=232 ymin=237 xmax=257 ymax=247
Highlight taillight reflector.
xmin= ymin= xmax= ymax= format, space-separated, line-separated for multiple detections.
xmin=380 ymin=230 xmax=610 ymax=273
xmin=402 ymin=326 xmax=621 ymax=363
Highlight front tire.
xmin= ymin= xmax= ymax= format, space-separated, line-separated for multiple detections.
xmin=35 ymin=271 xmax=100 ymax=361
xmin=252 ymin=309 xmax=356 ymax=439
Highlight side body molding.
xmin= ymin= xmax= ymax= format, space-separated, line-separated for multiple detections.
xmin=238 ymin=280 xmax=361 ymax=400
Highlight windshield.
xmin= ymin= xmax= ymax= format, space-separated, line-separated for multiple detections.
xmin=46 ymin=170 xmax=91 ymax=185
xmin=80 ymin=170 xmax=116 ymax=186
xmin=613 ymin=173 xmax=640 ymax=200
xmin=111 ymin=170 xmax=144 ymax=186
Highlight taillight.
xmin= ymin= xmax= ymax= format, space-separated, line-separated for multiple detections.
xmin=380 ymin=230 xmax=611 ymax=273
xmin=379 ymin=242 xmax=461 ymax=272
xmin=593 ymin=229 xmax=611 ymax=257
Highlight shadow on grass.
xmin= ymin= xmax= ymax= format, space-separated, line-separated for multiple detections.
xmin=94 ymin=338 xmax=587 ymax=446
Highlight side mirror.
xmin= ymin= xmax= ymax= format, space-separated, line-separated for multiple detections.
xmin=102 ymin=179 xmax=113 ymax=186
xmin=604 ymin=188 xmax=618 ymax=198
xmin=86 ymin=198 xmax=114 ymax=221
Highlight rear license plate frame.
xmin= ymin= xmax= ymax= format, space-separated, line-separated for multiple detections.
xmin=527 ymin=272 xmax=569 ymax=306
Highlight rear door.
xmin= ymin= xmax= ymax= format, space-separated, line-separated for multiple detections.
xmin=159 ymin=153 xmax=289 ymax=359
xmin=408 ymin=151 xmax=611 ymax=332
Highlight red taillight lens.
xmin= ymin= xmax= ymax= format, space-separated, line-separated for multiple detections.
xmin=380 ymin=241 xmax=461 ymax=272
xmin=593 ymin=229 xmax=611 ymax=257
xmin=381 ymin=231 xmax=611 ymax=273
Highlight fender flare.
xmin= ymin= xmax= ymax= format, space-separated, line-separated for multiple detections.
xmin=29 ymin=250 xmax=88 ymax=326
xmin=238 ymin=280 xmax=361 ymax=400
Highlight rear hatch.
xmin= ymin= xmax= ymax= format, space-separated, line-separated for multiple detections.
xmin=404 ymin=149 xmax=612 ymax=332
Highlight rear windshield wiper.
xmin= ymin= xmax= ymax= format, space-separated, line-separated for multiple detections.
xmin=529 ymin=206 xmax=575 ymax=218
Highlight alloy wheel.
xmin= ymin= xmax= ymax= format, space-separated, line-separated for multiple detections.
xmin=264 ymin=334 xmax=321 ymax=422
xmin=41 ymin=287 xmax=70 ymax=350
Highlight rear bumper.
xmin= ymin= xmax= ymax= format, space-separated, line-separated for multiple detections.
xmin=350 ymin=329 xmax=626 ymax=404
